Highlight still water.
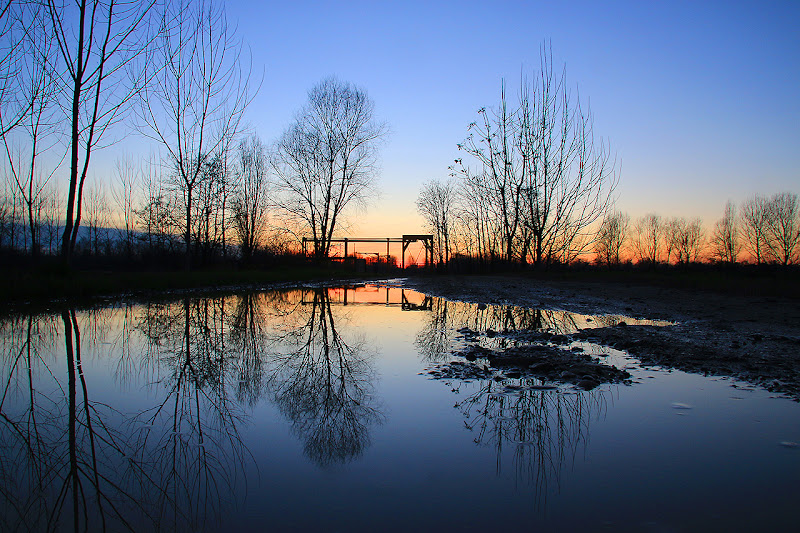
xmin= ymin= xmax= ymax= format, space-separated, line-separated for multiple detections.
xmin=1 ymin=284 xmax=798 ymax=531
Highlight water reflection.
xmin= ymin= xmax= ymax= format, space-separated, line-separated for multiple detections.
xmin=415 ymin=298 xmax=586 ymax=361
xmin=416 ymin=296 xmax=610 ymax=505
xmin=0 ymin=311 xmax=169 ymax=531
xmin=268 ymin=288 xmax=383 ymax=467
xmin=0 ymin=289 xmax=385 ymax=530
xmin=455 ymin=380 xmax=606 ymax=506
xmin=134 ymin=297 xmax=253 ymax=530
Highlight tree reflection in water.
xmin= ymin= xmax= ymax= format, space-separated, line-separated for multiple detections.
xmin=0 ymin=289 xmax=384 ymax=529
xmin=0 ymin=311 xmax=167 ymax=531
xmin=267 ymin=288 xmax=383 ymax=467
xmin=455 ymin=381 xmax=606 ymax=506
xmin=416 ymin=297 xmax=587 ymax=361
xmin=133 ymin=295 xmax=272 ymax=530
xmin=416 ymin=297 xmax=608 ymax=505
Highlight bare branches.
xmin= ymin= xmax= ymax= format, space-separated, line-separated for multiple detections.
xmin=710 ymin=200 xmax=739 ymax=264
xmin=233 ymin=134 xmax=268 ymax=262
xmin=763 ymin=192 xmax=800 ymax=266
xmin=594 ymin=211 xmax=629 ymax=265
xmin=137 ymin=0 xmax=254 ymax=268
xmin=46 ymin=0 xmax=159 ymax=262
xmin=416 ymin=179 xmax=457 ymax=266
xmin=273 ymin=77 xmax=387 ymax=259
xmin=452 ymin=43 xmax=618 ymax=266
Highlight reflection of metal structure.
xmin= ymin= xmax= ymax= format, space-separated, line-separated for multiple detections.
xmin=300 ymin=286 xmax=433 ymax=311
xmin=301 ymin=235 xmax=433 ymax=269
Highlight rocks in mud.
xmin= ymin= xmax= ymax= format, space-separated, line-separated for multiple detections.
xmin=428 ymin=341 xmax=630 ymax=390
xmin=426 ymin=360 xmax=493 ymax=381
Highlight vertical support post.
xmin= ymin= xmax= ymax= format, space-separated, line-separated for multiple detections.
xmin=386 ymin=238 xmax=390 ymax=264
xmin=344 ymin=238 xmax=348 ymax=260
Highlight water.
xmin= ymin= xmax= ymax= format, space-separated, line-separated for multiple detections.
xmin=0 ymin=284 xmax=798 ymax=531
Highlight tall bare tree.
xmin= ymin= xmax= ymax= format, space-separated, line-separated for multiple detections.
xmin=671 ymin=217 xmax=704 ymax=264
xmin=233 ymin=133 xmax=268 ymax=262
xmin=764 ymin=192 xmax=800 ymax=266
xmin=740 ymin=195 xmax=770 ymax=264
xmin=138 ymin=0 xmax=252 ymax=269
xmin=111 ymin=154 xmax=137 ymax=257
xmin=594 ymin=211 xmax=629 ymax=265
xmin=273 ymin=77 xmax=387 ymax=259
xmin=455 ymin=83 xmax=524 ymax=263
xmin=47 ymin=0 xmax=157 ymax=263
xmin=0 ymin=1 xmax=62 ymax=257
xmin=710 ymin=200 xmax=739 ymax=264
xmin=416 ymin=179 xmax=456 ymax=266
xmin=454 ymin=44 xmax=617 ymax=266
xmin=632 ymin=213 xmax=664 ymax=264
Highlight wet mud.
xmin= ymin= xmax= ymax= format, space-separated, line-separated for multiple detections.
xmin=405 ymin=275 xmax=800 ymax=400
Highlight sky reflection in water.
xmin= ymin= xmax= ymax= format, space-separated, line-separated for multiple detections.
xmin=0 ymin=285 xmax=798 ymax=531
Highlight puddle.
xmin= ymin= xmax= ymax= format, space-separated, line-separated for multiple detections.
xmin=0 ymin=285 xmax=797 ymax=531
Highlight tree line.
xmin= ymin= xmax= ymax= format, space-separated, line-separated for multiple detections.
xmin=0 ymin=0 xmax=386 ymax=269
xmin=417 ymin=44 xmax=798 ymax=269
xmin=418 ymin=44 xmax=618 ymax=269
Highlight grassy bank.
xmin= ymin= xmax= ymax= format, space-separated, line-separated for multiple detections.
xmin=0 ymin=262 xmax=373 ymax=309
xmin=514 ymin=266 xmax=800 ymax=299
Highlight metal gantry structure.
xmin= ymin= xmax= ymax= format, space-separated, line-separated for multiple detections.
xmin=301 ymin=234 xmax=433 ymax=269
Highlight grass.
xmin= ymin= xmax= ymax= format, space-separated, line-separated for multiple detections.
xmin=2 ymin=258 xmax=797 ymax=315
xmin=513 ymin=265 xmax=800 ymax=299
xmin=0 ymin=261 xmax=374 ymax=312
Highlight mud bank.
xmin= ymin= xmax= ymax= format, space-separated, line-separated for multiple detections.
xmin=403 ymin=275 xmax=800 ymax=400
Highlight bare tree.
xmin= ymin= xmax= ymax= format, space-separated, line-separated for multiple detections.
xmin=740 ymin=195 xmax=770 ymax=264
xmin=454 ymin=44 xmax=617 ymax=266
xmin=710 ymin=200 xmax=739 ymax=264
xmin=416 ymin=179 xmax=457 ymax=266
xmin=273 ymin=77 xmax=387 ymax=259
xmin=764 ymin=192 xmax=800 ymax=266
xmin=594 ymin=211 xmax=629 ymax=265
xmin=138 ymin=0 xmax=251 ymax=269
xmin=0 ymin=1 xmax=62 ymax=257
xmin=112 ymin=154 xmax=137 ymax=257
xmin=0 ymin=0 xmax=39 ymax=137
xmin=83 ymin=180 xmax=109 ymax=256
xmin=632 ymin=213 xmax=663 ymax=264
xmin=454 ymin=83 xmax=524 ymax=263
xmin=233 ymin=133 xmax=269 ymax=262
xmin=47 ymin=0 xmax=158 ymax=264
xmin=671 ymin=217 xmax=704 ymax=264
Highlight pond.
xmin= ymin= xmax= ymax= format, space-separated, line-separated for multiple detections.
xmin=1 ymin=284 xmax=798 ymax=531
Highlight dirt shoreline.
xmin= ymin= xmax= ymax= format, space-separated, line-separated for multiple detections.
xmin=401 ymin=275 xmax=800 ymax=400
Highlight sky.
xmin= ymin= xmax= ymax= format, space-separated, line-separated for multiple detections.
xmin=218 ymin=0 xmax=799 ymax=239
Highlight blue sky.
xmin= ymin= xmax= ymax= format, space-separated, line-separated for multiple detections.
xmin=225 ymin=0 xmax=799 ymax=236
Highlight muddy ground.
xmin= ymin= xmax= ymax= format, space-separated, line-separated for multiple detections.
xmin=402 ymin=275 xmax=800 ymax=400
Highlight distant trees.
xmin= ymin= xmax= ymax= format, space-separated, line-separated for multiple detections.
xmin=632 ymin=214 xmax=663 ymax=264
xmin=594 ymin=212 xmax=629 ymax=265
xmin=710 ymin=200 xmax=739 ymax=264
xmin=740 ymin=195 xmax=770 ymax=265
xmin=739 ymin=193 xmax=799 ymax=266
xmin=763 ymin=192 xmax=799 ymax=266
xmin=273 ymin=77 xmax=387 ymax=259
xmin=138 ymin=0 xmax=252 ymax=268
xmin=452 ymin=44 xmax=617 ymax=266
xmin=416 ymin=179 xmax=456 ymax=266
xmin=670 ymin=217 xmax=704 ymax=264
xmin=233 ymin=134 xmax=269 ymax=262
